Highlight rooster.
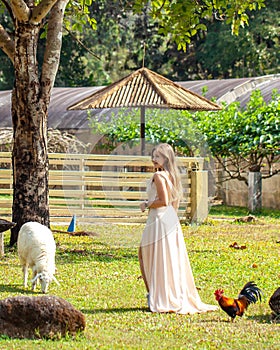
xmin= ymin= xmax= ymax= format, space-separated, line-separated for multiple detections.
xmin=214 ymin=281 xmax=262 ymax=321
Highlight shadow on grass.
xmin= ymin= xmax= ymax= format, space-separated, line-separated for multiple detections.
xmin=248 ymin=313 xmax=276 ymax=324
xmin=0 ymin=284 xmax=35 ymax=295
xmin=82 ymin=307 xmax=148 ymax=315
xmin=57 ymin=248 xmax=138 ymax=264
xmin=209 ymin=205 xmax=280 ymax=220
xmin=212 ymin=314 xmax=274 ymax=324
xmin=189 ymin=249 xmax=217 ymax=254
xmin=82 ymin=308 xmax=276 ymax=325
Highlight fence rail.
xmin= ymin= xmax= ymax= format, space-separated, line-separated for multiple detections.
xmin=0 ymin=152 xmax=208 ymax=225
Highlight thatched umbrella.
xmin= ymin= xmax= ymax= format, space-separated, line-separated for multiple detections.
xmin=68 ymin=67 xmax=221 ymax=154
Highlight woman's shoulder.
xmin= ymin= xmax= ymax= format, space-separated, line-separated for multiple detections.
xmin=153 ymin=171 xmax=171 ymax=183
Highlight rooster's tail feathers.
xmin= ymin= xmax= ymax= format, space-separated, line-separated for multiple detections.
xmin=238 ymin=281 xmax=263 ymax=304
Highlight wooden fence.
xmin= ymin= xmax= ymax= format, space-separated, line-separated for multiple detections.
xmin=0 ymin=152 xmax=208 ymax=225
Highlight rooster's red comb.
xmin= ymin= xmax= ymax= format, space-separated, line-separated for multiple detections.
xmin=214 ymin=289 xmax=224 ymax=295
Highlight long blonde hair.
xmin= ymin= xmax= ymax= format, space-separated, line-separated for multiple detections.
xmin=151 ymin=143 xmax=183 ymax=202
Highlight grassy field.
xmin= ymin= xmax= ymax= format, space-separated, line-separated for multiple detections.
xmin=0 ymin=206 xmax=280 ymax=349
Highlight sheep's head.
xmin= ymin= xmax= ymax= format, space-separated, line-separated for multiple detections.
xmin=32 ymin=272 xmax=60 ymax=293
xmin=32 ymin=272 xmax=51 ymax=293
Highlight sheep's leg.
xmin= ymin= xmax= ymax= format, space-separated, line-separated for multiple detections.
xmin=32 ymin=270 xmax=38 ymax=291
xmin=32 ymin=281 xmax=36 ymax=291
xmin=22 ymin=265 xmax=28 ymax=288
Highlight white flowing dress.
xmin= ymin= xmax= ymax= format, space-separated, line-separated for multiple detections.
xmin=140 ymin=171 xmax=218 ymax=314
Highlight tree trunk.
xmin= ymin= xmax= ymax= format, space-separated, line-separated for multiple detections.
xmin=10 ymin=23 xmax=50 ymax=246
xmin=248 ymin=171 xmax=262 ymax=213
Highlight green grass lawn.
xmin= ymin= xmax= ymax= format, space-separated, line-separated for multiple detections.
xmin=1 ymin=205 xmax=280 ymax=349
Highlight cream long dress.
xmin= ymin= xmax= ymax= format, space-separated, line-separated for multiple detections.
xmin=139 ymin=171 xmax=218 ymax=314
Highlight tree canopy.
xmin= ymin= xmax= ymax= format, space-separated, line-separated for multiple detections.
xmin=0 ymin=0 xmax=275 ymax=89
xmin=133 ymin=0 xmax=266 ymax=51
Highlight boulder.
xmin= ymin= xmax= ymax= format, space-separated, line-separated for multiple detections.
xmin=0 ymin=295 xmax=86 ymax=339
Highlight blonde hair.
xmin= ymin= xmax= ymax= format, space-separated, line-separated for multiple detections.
xmin=151 ymin=143 xmax=183 ymax=202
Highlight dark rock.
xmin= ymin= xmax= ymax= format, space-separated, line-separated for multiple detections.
xmin=0 ymin=295 xmax=86 ymax=339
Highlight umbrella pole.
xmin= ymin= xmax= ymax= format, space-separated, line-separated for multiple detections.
xmin=140 ymin=106 xmax=145 ymax=156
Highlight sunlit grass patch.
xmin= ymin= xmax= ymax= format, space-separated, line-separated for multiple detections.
xmin=0 ymin=206 xmax=280 ymax=349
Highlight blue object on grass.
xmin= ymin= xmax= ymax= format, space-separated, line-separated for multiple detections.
xmin=67 ymin=215 xmax=76 ymax=232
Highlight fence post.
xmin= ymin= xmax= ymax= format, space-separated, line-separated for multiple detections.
xmin=190 ymin=170 xmax=208 ymax=224
xmin=248 ymin=171 xmax=262 ymax=212
xmin=79 ymin=157 xmax=85 ymax=215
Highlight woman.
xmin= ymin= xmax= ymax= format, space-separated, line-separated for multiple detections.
xmin=138 ymin=143 xmax=217 ymax=314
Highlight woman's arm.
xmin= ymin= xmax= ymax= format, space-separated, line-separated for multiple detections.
xmin=147 ymin=173 xmax=169 ymax=209
xmin=140 ymin=173 xmax=169 ymax=212
xmin=150 ymin=173 xmax=169 ymax=208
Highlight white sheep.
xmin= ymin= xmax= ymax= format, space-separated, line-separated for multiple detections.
xmin=17 ymin=221 xmax=59 ymax=293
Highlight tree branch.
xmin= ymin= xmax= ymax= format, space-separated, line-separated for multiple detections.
xmin=262 ymin=169 xmax=280 ymax=179
xmin=215 ymin=156 xmax=249 ymax=185
xmin=0 ymin=24 xmax=14 ymax=63
xmin=10 ymin=0 xmax=30 ymax=22
xmin=41 ymin=0 xmax=69 ymax=98
xmin=64 ymin=26 xmax=101 ymax=61
xmin=31 ymin=0 xmax=59 ymax=25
